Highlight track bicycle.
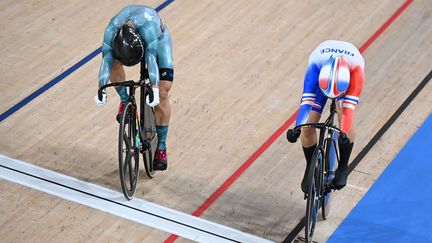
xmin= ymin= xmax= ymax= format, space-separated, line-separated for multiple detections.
xmin=98 ymin=65 xmax=157 ymax=200
xmin=288 ymin=99 xmax=344 ymax=243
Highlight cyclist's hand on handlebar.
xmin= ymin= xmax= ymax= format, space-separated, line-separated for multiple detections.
xmin=146 ymin=87 xmax=160 ymax=107
xmin=94 ymin=91 xmax=107 ymax=107
xmin=287 ymin=129 xmax=301 ymax=143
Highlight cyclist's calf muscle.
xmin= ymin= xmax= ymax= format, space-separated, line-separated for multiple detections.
xmin=300 ymin=110 xmax=321 ymax=147
xmin=336 ymin=102 xmax=356 ymax=141
xmin=110 ymin=60 xmax=126 ymax=83
xmin=154 ymin=80 xmax=172 ymax=125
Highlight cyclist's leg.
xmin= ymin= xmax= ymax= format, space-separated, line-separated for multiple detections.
xmin=301 ymin=111 xmax=320 ymax=147
xmin=299 ymin=65 xmax=327 ymax=192
xmin=111 ymin=60 xmax=129 ymax=121
xmin=153 ymin=81 xmax=172 ymax=170
xmin=153 ymin=29 xmax=174 ymax=170
xmin=336 ymin=102 xmax=356 ymax=141
xmin=155 ymin=80 xmax=172 ymax=150
xmin=333 ymin=66 xmax=363 ymax=189
xmin=300 ymin=96 xmax=327 ymax=193
xmin=300 ymin=111 xmax=319 ymax=193
xmin=333 ymin=103 xmax=354 ymax=188
xmin=111 ymin=60 xmax=128 ymax=102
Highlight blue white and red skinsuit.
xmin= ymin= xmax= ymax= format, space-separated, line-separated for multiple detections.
xmin=295 ymin=40 xmax=365 ymax=134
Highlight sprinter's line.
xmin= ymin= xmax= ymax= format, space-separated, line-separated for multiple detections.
xmin=0 ymin=154 xmax=273 ymax=243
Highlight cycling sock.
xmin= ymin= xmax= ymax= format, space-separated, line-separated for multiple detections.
xmin=338 ymin=141 xmax=354 ymax=170
xmin=301 ymin=144 xmax=317 ymax=193
xmin=115 ymin=86 xmax=129 ymax=103
xmin=156 ymin=125 xmax=169 ymax=150
xmin=302 ymin=144 xmax=317 ymax=166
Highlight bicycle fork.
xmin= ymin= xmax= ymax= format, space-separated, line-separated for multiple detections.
xmin=134 ymin=110 xmax=140 ymax=145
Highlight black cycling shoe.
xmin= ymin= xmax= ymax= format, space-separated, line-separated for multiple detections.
xmin=301 ymin=145 xmax=316 ymax=194
xmin=332 ymin=167 xmax=348 ymax=190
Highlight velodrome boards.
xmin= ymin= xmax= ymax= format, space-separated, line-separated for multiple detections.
xmin=0 ymin=0 xmax=431 ymax=242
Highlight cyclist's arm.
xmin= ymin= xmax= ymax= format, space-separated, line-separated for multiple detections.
xmin=138 ymin=25 xmax=159 ymax=86
xmin=98 ymin=25 xmax=116 ymax=88
xmin=295 ymin=63 xmax=320 ymax=127
xmin=341 ymin=65 xmax=364 ymax=134
xmin=98 ymin=8 xmax=132 ymax=88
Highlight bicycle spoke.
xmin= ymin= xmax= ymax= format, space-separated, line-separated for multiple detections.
xmin=123 ymin=121 xmax=132 ymax=147
xmin=123 ymin=131 xmax=131 ymax=148
xmin=123 ymin=152 xmax=131 ymax=172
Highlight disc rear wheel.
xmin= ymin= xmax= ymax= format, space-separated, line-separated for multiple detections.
xmin=142 ymin=97 xmax=157 ymax=178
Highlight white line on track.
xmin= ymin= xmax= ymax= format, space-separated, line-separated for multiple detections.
xmin=346 ymin=183 xmax=368 ymax=192
xmin=0 ymin=154 xmax=273 ymax=243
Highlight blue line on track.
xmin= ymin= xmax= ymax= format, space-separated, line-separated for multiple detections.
xmin=0 ymin=0 xmax=175 ymax=122
xmin=156 ymin=0 xmax=175 ymax=12
xmin=0 ymin=47 xmax=101 ymax=122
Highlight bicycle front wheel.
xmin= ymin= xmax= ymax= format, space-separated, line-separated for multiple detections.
xmin=305 ymin=148 xmax=324 ymax=243
xmin=118 ymin=101 xmax=140 ymax=200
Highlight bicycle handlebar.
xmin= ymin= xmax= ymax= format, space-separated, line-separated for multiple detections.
xmin=98 ymin=80 xmax=137 ymax=100
xmin=97 ymin=80 xmax=153 ymax=102
xmin=293 ymin=123 xmax=345 ymax=137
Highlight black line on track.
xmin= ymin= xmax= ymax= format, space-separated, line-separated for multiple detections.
xmin=282 ymin=69 xmax=432 ymax=243
xmin=0 ymin=164 xmax=240 ymax=242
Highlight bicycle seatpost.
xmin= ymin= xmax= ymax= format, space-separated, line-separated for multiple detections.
xmin=330 ymin=99 xmax=336 ymax=114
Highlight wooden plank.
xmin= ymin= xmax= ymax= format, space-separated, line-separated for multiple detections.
xmin=0 ymin=0 xmax=430 ymax=242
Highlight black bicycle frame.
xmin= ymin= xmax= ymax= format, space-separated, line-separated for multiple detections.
xmin=139 ymin=62 xmax=148 ymax=136
xmin=293 ymin=99 xmax=342 ymax=187
xmin=97 ymin=62 xmax=154 ymax=151
xmin=322 ymin=100 xmax=340 ymax=187
xmin=316 ymin=99 xmax=337 ymax=148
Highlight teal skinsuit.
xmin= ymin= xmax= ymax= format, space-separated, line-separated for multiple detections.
xmin=98 ymin=5 xmax=174 ymax=102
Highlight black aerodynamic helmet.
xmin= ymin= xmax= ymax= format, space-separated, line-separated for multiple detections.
xmin=113 ymin=25 xmax=144 ymax=66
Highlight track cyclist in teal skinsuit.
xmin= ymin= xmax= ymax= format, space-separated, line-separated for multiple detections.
xmin=94 ymin=5 xmax=174 ymax=171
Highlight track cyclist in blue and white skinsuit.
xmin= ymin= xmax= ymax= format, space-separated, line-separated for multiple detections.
xmin=94 ymin=5 xmax=174 ymax=171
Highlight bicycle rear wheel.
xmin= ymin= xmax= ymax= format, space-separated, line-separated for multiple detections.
xmin=305 ymin=148 xmax=323 ymax=243
xmin=142 ymin=102 xmax=157 ymax=178
xmin=118 ymin=101 xmax=140 ymax=200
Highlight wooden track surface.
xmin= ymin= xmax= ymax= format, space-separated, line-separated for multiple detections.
xmin=0 ymin=0 xmax=431 ymax=242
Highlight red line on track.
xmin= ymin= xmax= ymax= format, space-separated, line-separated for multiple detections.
xmin=359 ymin=0 xmax=413 ymax=53
xmin=165 ymin=0 xmax=413 ymax=241
xmin=193 ymin=110 xmax=299 ymax=217
xmin=164 ymin=111 xmax=298 ymax=243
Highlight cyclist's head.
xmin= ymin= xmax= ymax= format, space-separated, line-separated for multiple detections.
xmin=113 ymin=24 xmax=144 ymax=67
xmin=319 ymin=55 xmax=350 ymax=99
